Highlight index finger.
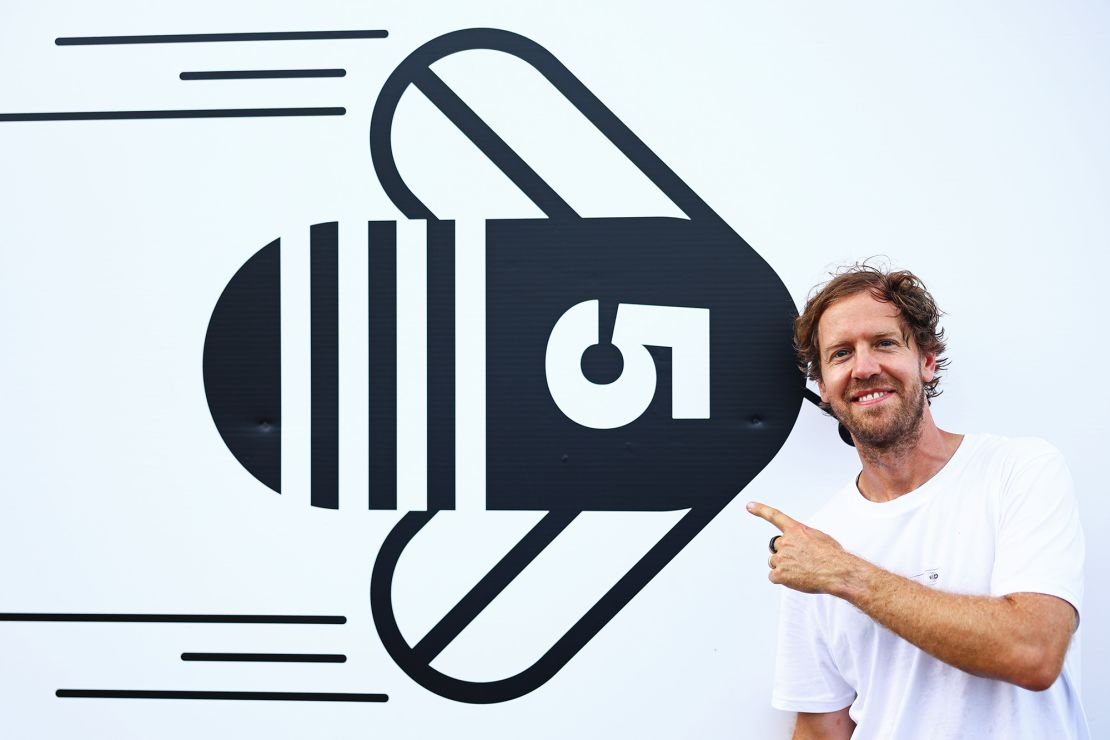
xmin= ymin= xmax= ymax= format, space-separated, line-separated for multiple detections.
xmin=746 ymin=501 xmax=800 ymax=532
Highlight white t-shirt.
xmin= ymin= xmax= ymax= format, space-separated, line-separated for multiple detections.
xmin=772 ymin=434 xmax=1088 ymax=739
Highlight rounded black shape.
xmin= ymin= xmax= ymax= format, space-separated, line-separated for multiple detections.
xmin=202 ymin=238 xmax=282 ymax=493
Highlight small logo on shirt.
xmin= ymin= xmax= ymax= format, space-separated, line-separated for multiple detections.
xmin=912 ymin=568 xmax=941 ymax=586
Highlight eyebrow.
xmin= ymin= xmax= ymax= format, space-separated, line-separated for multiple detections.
xmin=822 ymin=331 xmax=904 ymax=356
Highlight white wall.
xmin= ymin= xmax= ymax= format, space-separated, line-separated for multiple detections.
xmin=1 ymin=2 xmax=1107 ymax=738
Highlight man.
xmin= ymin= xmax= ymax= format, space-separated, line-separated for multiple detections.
xmin=747 ymin=265 xmax=1088 ymax=739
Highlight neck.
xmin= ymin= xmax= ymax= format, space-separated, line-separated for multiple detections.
xmin=854 ymin=407 xmax=963 ymax=503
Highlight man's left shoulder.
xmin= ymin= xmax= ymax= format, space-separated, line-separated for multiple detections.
xmin=965 ymin=433 xmax=1066 ymax=468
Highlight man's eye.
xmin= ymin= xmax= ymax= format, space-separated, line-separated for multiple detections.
xmin=878 ymin=339 xmax=896 ymax=348
xmin=831 ymin=349 xmax=850 ymax=360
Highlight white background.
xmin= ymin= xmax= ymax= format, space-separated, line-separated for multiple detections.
xmin=1 ymin=2 xmax=1107 ymax=738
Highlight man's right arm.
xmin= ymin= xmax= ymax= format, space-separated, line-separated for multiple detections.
xmin=793 ymin=708 xmax=854 ymax=739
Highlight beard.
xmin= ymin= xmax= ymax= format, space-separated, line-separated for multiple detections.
xmin=829 ymin=376 xmax=926 ymax=451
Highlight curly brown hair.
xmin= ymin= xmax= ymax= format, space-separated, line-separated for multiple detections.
xmin=794 ymin=263 xmax=949 ymax=400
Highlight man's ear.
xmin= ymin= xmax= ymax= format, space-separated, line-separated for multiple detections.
xmin=818 ymin=379 xmax=828 ymax=404
xmin=921 ymin=351 xmax=937 ymax=383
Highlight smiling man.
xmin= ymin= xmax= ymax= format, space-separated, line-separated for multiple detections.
xmin=748 ymin=265 xmax=1088 ymax=739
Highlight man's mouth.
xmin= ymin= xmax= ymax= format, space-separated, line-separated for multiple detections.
xmin=851 ymin=389 xmax=893 ymax=406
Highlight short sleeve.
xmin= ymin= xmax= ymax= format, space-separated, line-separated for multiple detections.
xmin=771 ymin=589 xmax=855 ymax=713
xmin=990 ymin=442 xmax=1085 ymax=616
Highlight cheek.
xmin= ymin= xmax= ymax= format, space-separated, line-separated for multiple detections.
xmin=818 ymin=369 xmax=846 ymax=400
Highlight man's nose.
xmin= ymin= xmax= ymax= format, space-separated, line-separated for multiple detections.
xmin=851 ymin=347 xmax=881 ymax=379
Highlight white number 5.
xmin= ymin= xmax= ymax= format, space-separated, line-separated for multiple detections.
xmin=545 ymin=300 xmax=710 ymax=429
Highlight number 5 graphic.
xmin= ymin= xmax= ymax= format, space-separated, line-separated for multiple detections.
xmin=545 ymin=300 xmax=710 ymax=429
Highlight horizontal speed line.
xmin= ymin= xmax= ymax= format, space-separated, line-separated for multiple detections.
xmin=0 ymin=108 xmax=345 ymax=122
xmin=57 ymin=30 xmax=388 ymax=45
xmin=181 ymin=653 xmax=347 ymax=662
xmin=181 ymin=69 xmax=346 ymax=80
xmin=0 ymin=613 xmax=345 ymax=624
xmin=57 ymin=690 xmax=387 ymax=702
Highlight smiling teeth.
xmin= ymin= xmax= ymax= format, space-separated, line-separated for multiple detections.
xmin=858 ymin=391 xmax=884 ymax=402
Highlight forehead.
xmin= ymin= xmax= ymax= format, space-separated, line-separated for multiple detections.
xmin=817 ymin=291 xmax=904 ymax=349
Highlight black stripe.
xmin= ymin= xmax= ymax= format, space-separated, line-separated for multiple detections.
xmin=56 ymin=690 xmax=386 ymax=702
xmin=426 ymin=220 xmax=455 ymax=511
xmin=411 ymin=69 xmax=577 ymax=218
xmin=412 ymin=511 xmax=577 ymax=662
xmin=368 ymin=221 xmax=398 ymax=510
xmin=56 ymin=31 xmax=388 ymax=45
xmin=0 ymin=108 xmax=344 ymax=122
xmin=181 ymin=69 xmax=346 ymax=80
xmin=311 ymin=222 xmax=339 ymax=509
xmin=0 ymin=613 xmax=344 ymax=624
xmin=181 ymin=653 xmax=346 ymax=663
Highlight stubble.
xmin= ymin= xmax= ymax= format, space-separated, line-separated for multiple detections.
xmin=832 ymin=378 xmax=926 ymax=463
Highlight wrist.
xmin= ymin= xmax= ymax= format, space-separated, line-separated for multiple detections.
xmin=833 ymin=553 xmax=874 ymax=604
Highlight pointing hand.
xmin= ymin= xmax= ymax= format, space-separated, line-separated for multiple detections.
xmin=746 ymin=501 xmax=863 ymax=597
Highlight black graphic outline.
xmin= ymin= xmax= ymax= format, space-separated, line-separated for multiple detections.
xmin=0 ymin=613 xmax=344 ymax=624
xmin=411 ymin=511 xmax=578 ymax=664
xmin=0 ymin=16 xmax=870 ymax=710
xmin=426 ymin=220 xmax=457 ymax=511
xmin=1 ymin=30 xmax=371 ymax=122
xmin=180 ymin=653 xmax=346 ymax=663
xmin=372 ymin=506 xmax=721 ymax=704
xmin=363 ymin=27 xmax=803 ymax=704
xmin=56 ymin=30 xmax=388 ymax=45
xmin=368 ymin=221 xmax=399 ymax=510
xmin=0 ymin=108 xmax=345 ymax=123
xmin=370 ymin=30 xmax=719 ymax=225
xmin=408 ymin=68 xmax=577 ymax=218
xmin=311 ymin=223 xmax=341 ymax=508
xmin=180 ymin=69 xmax=347 ymax=80
xmin=56 ymin=690 xmax=386 ymax=702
